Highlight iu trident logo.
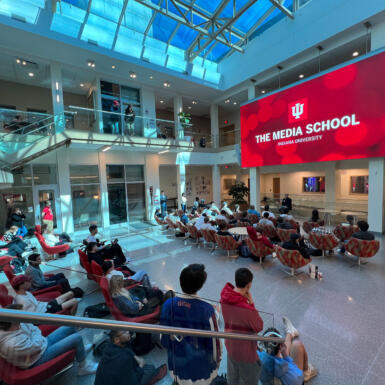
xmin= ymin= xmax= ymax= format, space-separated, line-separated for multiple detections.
xmin=288 ymin=98 xmax=308 ymax=123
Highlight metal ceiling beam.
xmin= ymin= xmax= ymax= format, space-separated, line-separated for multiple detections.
xmin=112 ymin=0 xmax=129 ymax=51
xmin=188 ymin=0 xmax=260 ymax=61
xmin=133 ymin=0 xmax=244 ymax=53
xmin=269 ymin=0 xmax=294 ymax=19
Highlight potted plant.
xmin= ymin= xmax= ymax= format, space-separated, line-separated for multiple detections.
xmin=178 ymin=112 xmax=192 ymax=129
xmin=228 ymin=182 xmax=249 ymax=208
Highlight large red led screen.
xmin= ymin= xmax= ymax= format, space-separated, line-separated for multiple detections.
xmin=240 ymin=50 xmax=385 ymax=167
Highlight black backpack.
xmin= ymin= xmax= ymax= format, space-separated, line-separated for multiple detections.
xmin=211 ymin=375 xmax=227 ymax=385
xmin=131 ymin=332 xmax=155 ymax=356
xmin=83 ymin=302 xmax=110 ymax=318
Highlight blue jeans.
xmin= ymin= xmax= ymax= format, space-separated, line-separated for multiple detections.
xmin=32 ymin=326 xmax=85 ymax=367
xmin=181 ymin=204 xmax=186 ymax=213
xmin=130 ymin=270 xmax=151 ymax=288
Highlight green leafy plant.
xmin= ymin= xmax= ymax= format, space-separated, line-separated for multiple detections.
xmin=178 ymin=112 xmax=192 ymax=129
xmin=228 ymin=182 xmax=249 ymax=205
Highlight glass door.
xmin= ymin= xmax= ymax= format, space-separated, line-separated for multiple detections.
xmin=33 ymin=185 xmax=62 ymax=231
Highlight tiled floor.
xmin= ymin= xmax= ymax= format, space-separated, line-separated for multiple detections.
xmin=1 ymin=222 xmax=385 ymax=385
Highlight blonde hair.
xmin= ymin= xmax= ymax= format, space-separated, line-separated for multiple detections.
xmin=9 ymin=226 xmax=19 ymax=233
xmin=109 ymin=275 xmax=133 ymax=301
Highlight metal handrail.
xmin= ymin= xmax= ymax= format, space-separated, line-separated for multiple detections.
xmin=0 ymin=309 xmax=284 ymax=343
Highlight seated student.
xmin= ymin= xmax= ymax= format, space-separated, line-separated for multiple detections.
xmin=309 ymin=209 xmax=323 ymax=225
xmin=352 ymin=220 xmax=375 ymax=240
xmin=344 ymin=215 xmax=354 ymax=226
xmin=198 ymin=199 xmax=206 ymax=208
xmin=216 ymin=210 xmax=229 ymax=223
xmin=194 ymin=213 xmax=207 ymax=230
xmin=277 ymin=217 xmax=294 ymax=230
xmin=280 ymin=207 xmax=294 ymax=221
xmin=25 ymin=253 xmax=71 ymax=292
xmin=247 ymin=226 xmax=274 ymax=249
xmin=109 ymin=275 xmax=162 ymax=317
xmin=217 ymin=223 xmax=232 ymax=237
xmin=0 ymin=304 xmax=96 ymax=375
xmin=154 ymin=208 xmax=164 ymax=219
xmin=200 ymin=217 xmax=217 ymax=231
xmin=228 ymin=215 xmax=238 ymax=225
xmin=102 ymin=260 xmax=151 ymax=289
xmin=239 ymin=211 xmax=251 ymax=224
xmin=12 ymin=275 xmax=78 ymax=315
xmin=160 ymin=264 xmax=221 ymax=385
xmin=259 ymin=212 xmax=275 ymax=227
xmin=0 ymin=227 xmax=32 ymax=258
xmin=193 ymin=197 xmax=200 ymax=209
xmin=221 ymin=201 xmax=233 ymax=216
xmin=282 ymin=233 xmax=313 ymax=259
xmin=179 ymin=210 xmax=189 ymax=225
xmin=10 ymin=207 xmax=27 ymax=237
xmin=258 ymin=318 xmax=318 ymax=384
xmin=261 ymin=205 xmax=275 ymax=219
xmin=41 ymin=224 xmax=73 ymax=256
xmin=86 ymin=225 xmax=126 ymax=266
xmin=210 ymin=201 xmax=221 ymax=215
xmin=94 ymin=329 xmax=167 ymax=385
xmin=234 ymin=204 xmax=241 ymax=214
xmin=247 ymin=205 xmax=260 ymax=217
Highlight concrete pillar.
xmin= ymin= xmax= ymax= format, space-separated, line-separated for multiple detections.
xmin=210 ymin=104 xmax=219 ymax=148
xmin=368 ymin=158 xmax=385 ymax=233
xmin=249 ymin=167 xmax=260 ymax=210
xmin=212 ymin=164 xmax=221 ymax=205
xmin=176 ymin=160 xmax=186 ymax=211
xmin=325 ymin=162 xmax=336 ymax=211
xmin=247 ymin=83 xmax=256 ymax=100
xmin=50 ymin=63 xmax=64 ymax=131
xmin=142 ymin=88 xmax=157 ymax=138
xmin=173 ymin=95 xmax=184 ymax=140
xmin=56 ymin=148 xmax=74 ymax=234
xmin=98 ymin=152 xmax=110 ymax=229
xmin=144 ymin=154 xmax=160 ymax=221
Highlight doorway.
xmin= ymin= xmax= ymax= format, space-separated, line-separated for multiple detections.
xmin=33 ymin=185 xmax=62 ymax=231
xmin=273 ymin=178 xmax=280 ymax=200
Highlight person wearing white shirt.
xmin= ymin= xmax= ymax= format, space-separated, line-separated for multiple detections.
xmin=216 ymin=211 xmax=229 ymax=223
xmin=181 ymin=193 xmax=187 ymax=213
xmin=221 ymin=202 xmax=233 ymax=216
xmin=200 ymin=217 xmax=217 ymax=231
xmin=261 ymin=205 xmax=276 ymax=219
xmin=210 ymin=202 xmax=220 ymax=215
xmin=259 ymin=212 xmax=275 ymax=227
xmin=195 ymin=213 xmax=207 ymax=230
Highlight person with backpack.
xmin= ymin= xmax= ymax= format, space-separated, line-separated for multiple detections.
xmin=94 ymin=329 xmax=167 ymax=385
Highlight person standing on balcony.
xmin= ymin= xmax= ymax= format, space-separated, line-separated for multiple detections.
xmin=124 ymin=104 xmax=135 ymax=136
xmin=41 ymin=201 xmax=54 ymax=232
xmin=110 ymin=100 xmax=121 ymax=135
xmin=181 ymin=192 xmax=187 ymax=212
xmin=160 ymin=190 xmax=168 ymax=216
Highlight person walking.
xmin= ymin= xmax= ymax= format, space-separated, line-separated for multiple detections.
xmin=42 ymin=201 xmax=54 ymax=232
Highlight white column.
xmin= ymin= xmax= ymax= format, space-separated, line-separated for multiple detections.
xmin=98 ymin=152 xmax=110 ymax=229
xmin=93 ymin=77 xmax=104 ymax=133
xmin=56 ymin=148 xmax=74 ymax=234
xmin=141 ymin=88 xmax=157 ymax=138
xmin=50 ymin=63 xmax=64 ymax=130
xmin=368 ymin=158 xmax=385 ymax=232
xmin=249 ymin=168 xmax=260 ymax=209
xmin=144 ymin=154 xmax=160 ymax=221
xmin=173 ymin=95 xmax=184 ymax=140
xmin=210 ymin=104 xmax=219 ymax=148
xmin=325 ymin=162 xmax=336 ymax=211
xmin=176 ymin=161 xmax=186 ymax=210
xmin=212 ymin=165 xmax=221 ymax=205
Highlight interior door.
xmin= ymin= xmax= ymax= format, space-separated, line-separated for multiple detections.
xmin=273 ymin=178 xmax=281 ymax=201
xmin=34 ymin=185 xmax=62 ymax=231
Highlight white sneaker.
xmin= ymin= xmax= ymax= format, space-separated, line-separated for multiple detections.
xmin=84 ymin=343 xmax=93 ymax=354
xmin=303 ymin=363 xmax=318 ymax=382
xmin=78 ymin=362 xmax=98 ymax=376
xmin=282 ymin=316 xmax=299 ymax=338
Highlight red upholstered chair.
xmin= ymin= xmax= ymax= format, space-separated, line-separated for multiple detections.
xmin=78 ymin=249 xmax=94 ymax=280
xmin=176 ymin=220 xmax=189 ymax=237
xmin=302 ymin=221 xmax=319 ymax=234
xmin=186 ymin=224 xmax=202 ymax=246
xmin=214 ymin=234 xmax=241 ymax=258
xmin=0 ymin=349 xmax=75 ymax=385
xmin=34 ymin=225 xmax=69 ymax=259
xmin=333 ymin=225 xmax=359 ymax=241
xmin=200 ymin=229 xmax=217 ymax=252
xmin=236 ymin=221 xmax=250 ymax=227
xmin=288 ymin=220 xmax=299 ymax=230
xmin=308 ymin=231 xmax=339 ymax=256
xmin=165 ymin=217 xmax=178 ymax=232
xmin=0 ymin=256 xmax=12 ymax=272
xmin=154 ymin=214 xmax=166 ymax=226
xmin=345 ymin=238 xmax=380 ymax=265
xmin=91 ymin=260 xmax=104 ymax=284
xmin=248 ymin=214 xmax=259 ymax=225
xmin=246 ymin=237 xmax=274 ymax=265
xmin=260 ymin=224 xmax=278 ymax=240
xmin=274 ymin=245 xmax=312 ymax=276
xmin=99 ymin=277 xmax=160 ymax=324
xmin=3 ymin=265 xmax=62 ymax=301
xmin=277 ymin=228 xmax=297 ymax=242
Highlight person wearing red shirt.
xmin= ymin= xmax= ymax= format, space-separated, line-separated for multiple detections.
xmin=42 ymin=201 xmax=54 ymax=232
xmin=220 ymin=268 xmax=264 ymax=385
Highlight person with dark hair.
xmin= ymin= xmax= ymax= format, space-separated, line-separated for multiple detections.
xmin=194 ymin=212 xmax=207 ymax=230
xmin=220 ymin=268 xmax=264 ymax=385
xmin=41 ymin=201 xmax=54 ymax=232
xmin=280 ymin=207 xmax=294 ymax=221
xmin=200 ymin=216 xmax=217 ymax=231
xmin=154 ymin=208 xmax=164 ymax=219
xmin=282 ymin=233 xmax=312 ymax=259
xmin=25 ymin=253 xmax=71 ymax=292
xmin=239 ymin=211 xmax=251 ymax=224
xmin=282 ymin=194 xmax=292 ymax=211
xmin=345 ymin=215 xmax=354 ymax=226
xmin=352 ymin=220 xmax=374 ymax=240
xmin=258 ymin=318 xmax=318 ymax=384
xmin=41 ymin=223 xmax=73 ymax=257
xmin=261 ymin=205 xmax=275 ymax=219
xmin=259 ymin=212 xmax=274 ymax=227
xmin=124 ymin=104 xmax=135 ymax=136
xmin=277 ymin=217 xmax=294 ymax=230
xmin=0 ymin=304 xmax=96 ymax=375
xmin=193 ymin=197 xmax=200 ymax=209
xmin=247 ymin=205 xmax=260 ymax=217
xmin=94 ymin=329 xmax=167 ymax=385
xmin=160 ymin=264 xmax=221 ymax=385
xmin=217 ymin=210 xmax=229 ymax=223
xmin=310 ymin=209 xmax=320 ymax=223
xmin=217 ymin=223 xmax=232 ymax=237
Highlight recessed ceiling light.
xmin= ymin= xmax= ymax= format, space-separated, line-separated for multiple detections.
xmin=163 ymin=81 xmax=170 ymax=88
xmin=129 ymin=72 xmax=137 ymax=79
xmin=233 ymin=102 xmax=237 ymax=105
xmin=22 ymin=61 xmax=27 ymax=66
xmin=225 ymin=99 xmax=230 ymax=104
xmin=80 ymin=83 xmax=84 ymax=87
xmin=188 ymin=106 xmax=192 ymax=109
xmin=87 ymin=60 xmax=95 ymax=68
xmin=192 ymin=100 xmax=197 ymax=105
xmin=28 ymin=72 xmax=34 ymax=77
xmin=352 ymin=51 xmax=359 ymax=57
xmin=299 ymin=74 xmax=304 ymax=79
xmin=160 ymin=100 xmax=164 ymax=104
xmin=261 ymin=90 xmax=266 ymax=94
xmin=149 ymin=75 xmax=153 ymax=79
xmin=158 ymin=150 xmax=170 ymax=154
xmin=16 ymin=58 xmax=20 ymax=64
xmin=111 ymin=65 xmax=116 ymax=69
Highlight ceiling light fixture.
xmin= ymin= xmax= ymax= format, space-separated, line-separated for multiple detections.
xmin=188 ymin=106 xmax=192 ymax=109
xmin=87 ymin=60 xmax=95 ymax=68
xmin=261 ymin=90 xmax=266 ymax=94
xmin=192 ymin=100 xmax=197 ymax=105
xmin=299 ymin=74 xmax=304 ymax=79
xmin=22 ymin=61 xmax=27 ymax=66
xmin=129 ymin=72 xmax=137 ymax=79
xmin=352 ymin=51 xmax=359 ymax=57
xmin=80 ymin=83 xmax=84 ymax=87
xmin=101 ymin=145 xmax=111 ymax=152
xmin=163 ymin=81 xmax=171 ymax=88
xmin=149 ymin=75 xmax=153 ymax=79
xmin=233 ymin=102 xmax=237 ymax=105
xmin=16 ymin=58 xmax=21 ymax=64
xmin=160 ymin=100 xmax=164 ymax=104
xmin=225 ymin=99 xmax=230 ymax=104
xmin=158 ymin=150 xmax=170 ymax=154
xmin=28 ymin=72 xmax=34 ymax=77
xmin=111 ymin=65 xmax=116 ymax=69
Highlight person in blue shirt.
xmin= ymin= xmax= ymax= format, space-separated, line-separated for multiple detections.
xmin=258 ymin=318 xmax=318 ymax=385
xmin=179 ymin=210 xmax=189 ymax=225
xmin=247 ymin=205 xmax=260 ymax=217
xmin=160 ymin=190 xmax=168 ymax=216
